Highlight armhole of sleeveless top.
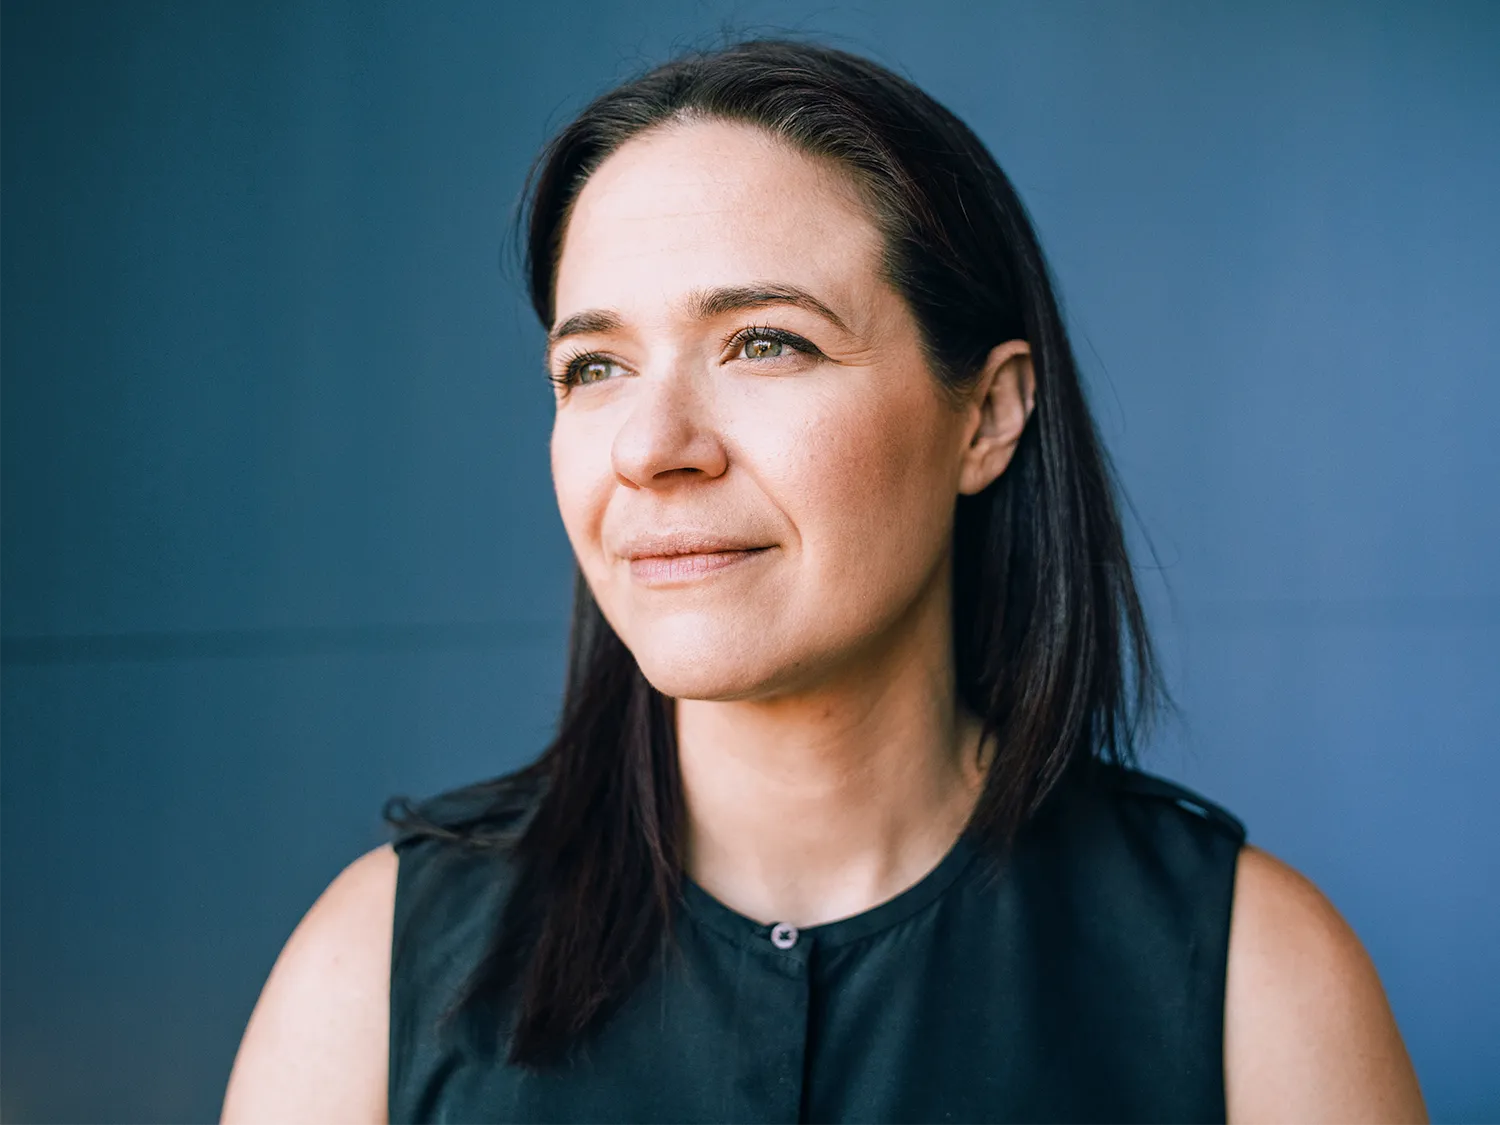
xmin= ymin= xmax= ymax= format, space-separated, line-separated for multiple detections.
xmin=1095 ymin=762 xmax=1246 ymax=1122
xmin=386 ymin=774 xmax=548 ymax=1121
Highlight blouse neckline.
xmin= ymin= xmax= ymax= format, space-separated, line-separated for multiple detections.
xmin=676 ymin=825 xmax=985 ymax=951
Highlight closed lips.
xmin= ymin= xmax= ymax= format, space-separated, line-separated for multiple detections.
xmin=618 ymin=535 xmax=772 ymax=560
xmin=621 ymin=540 xmax=776 ymax=583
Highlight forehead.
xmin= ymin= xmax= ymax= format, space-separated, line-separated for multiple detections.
xmin=554 ymin=119 xmax=885 ymax=324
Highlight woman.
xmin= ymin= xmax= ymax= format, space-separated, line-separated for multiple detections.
xmin=222 ymin=39 xmax=1426 ymax=1124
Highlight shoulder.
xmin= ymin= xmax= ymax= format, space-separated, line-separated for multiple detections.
xmin=1014 ymin=762 xmax=1246 ymax=925
xmin=221 ymin=845 xmax=397 ymax=1124
xmin=383 ymin=771 xmax=548 ymax=928
xmin=386 ymin=769 xmax=549 ymax=853
xmin=1055 ymin=766 xmax=1426 ymax=1118
xmin=1224 ymin=845 xmax=1427 ymax=1122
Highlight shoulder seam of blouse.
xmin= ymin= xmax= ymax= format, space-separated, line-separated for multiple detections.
xmin=1103 ymin=764 xmax=1249 ymax=844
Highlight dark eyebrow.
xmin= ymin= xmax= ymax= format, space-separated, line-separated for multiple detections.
xmin=546 ymin=283 xmax=850 ymax=351
xmin=688 ymin=284 xmax=850 ymax=333
xmin=548 ymin=308 xmax=625 ymax=349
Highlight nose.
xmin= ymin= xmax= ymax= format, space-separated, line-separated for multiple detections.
xmin=610 ymin=360 xmax=728 ymax=489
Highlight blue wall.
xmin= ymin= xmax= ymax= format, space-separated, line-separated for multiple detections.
xmin=3 ymin=1 xmax=1496 ymax=1119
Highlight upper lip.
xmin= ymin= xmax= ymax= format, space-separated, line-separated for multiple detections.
xmin=617 ymin=531 xmax=771 ymax=560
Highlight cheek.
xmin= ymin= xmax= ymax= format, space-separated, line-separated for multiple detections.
xmin=780 ymin=383 xmax=957 ymax=557
xmin=549 ymin=419 xmax=611 ymax=557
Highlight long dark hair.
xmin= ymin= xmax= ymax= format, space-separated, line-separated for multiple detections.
xmin=387 ymin=37 xmax=1165 ymax=1072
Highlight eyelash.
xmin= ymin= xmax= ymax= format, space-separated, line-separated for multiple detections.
xmin=549 ymin=325 xmax=822 ymax=391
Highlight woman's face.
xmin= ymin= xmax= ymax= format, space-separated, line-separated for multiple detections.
xmin=548 ymin=118 xmax=1023 ymax=701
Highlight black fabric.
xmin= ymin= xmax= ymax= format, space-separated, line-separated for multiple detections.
xmin=388 ymin=762 xmax=1246 ymax=1124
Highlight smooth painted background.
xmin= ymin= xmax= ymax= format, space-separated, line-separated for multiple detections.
xmin=3 ymin=1 xmax=1496 ymax=1120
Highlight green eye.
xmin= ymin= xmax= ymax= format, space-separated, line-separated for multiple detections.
xmin=561 ymin=356 xmax=623 ymax=386
xmin=742 ymin=336 xmax=784 ymax=360
xmin=578 ymin=360 xmax=616 ymax=383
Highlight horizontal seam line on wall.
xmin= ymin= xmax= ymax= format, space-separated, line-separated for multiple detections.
xmin=1165 ymin=595 xmax=1500 ymax=629
xmin=0 ymin=621 xmax=566 ymax=665
xmin=3 ymin=598 xmax=1497 ymax=666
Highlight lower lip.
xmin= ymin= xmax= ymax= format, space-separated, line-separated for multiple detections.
xmin=628 ymin=548 xmax=772 ymax=584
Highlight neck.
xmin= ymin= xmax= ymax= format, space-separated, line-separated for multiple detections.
xmin=674 ymin=580 xmax=991 ymax=929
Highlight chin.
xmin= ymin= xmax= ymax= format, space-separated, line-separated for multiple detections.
xmin=635 ymin=660 xmax=761 ymax=701
xmin=625 ymin=616 xmax=790 ymax=701
xmin=632 ymin=646 xmax=775 ymax=702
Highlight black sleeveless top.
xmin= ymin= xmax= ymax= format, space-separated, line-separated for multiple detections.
xmin=388 ymin=762 xmax=1246 ymax=1124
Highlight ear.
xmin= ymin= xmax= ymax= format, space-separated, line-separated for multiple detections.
xmin=957 ymin=340 xmax=1035 ymax=496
